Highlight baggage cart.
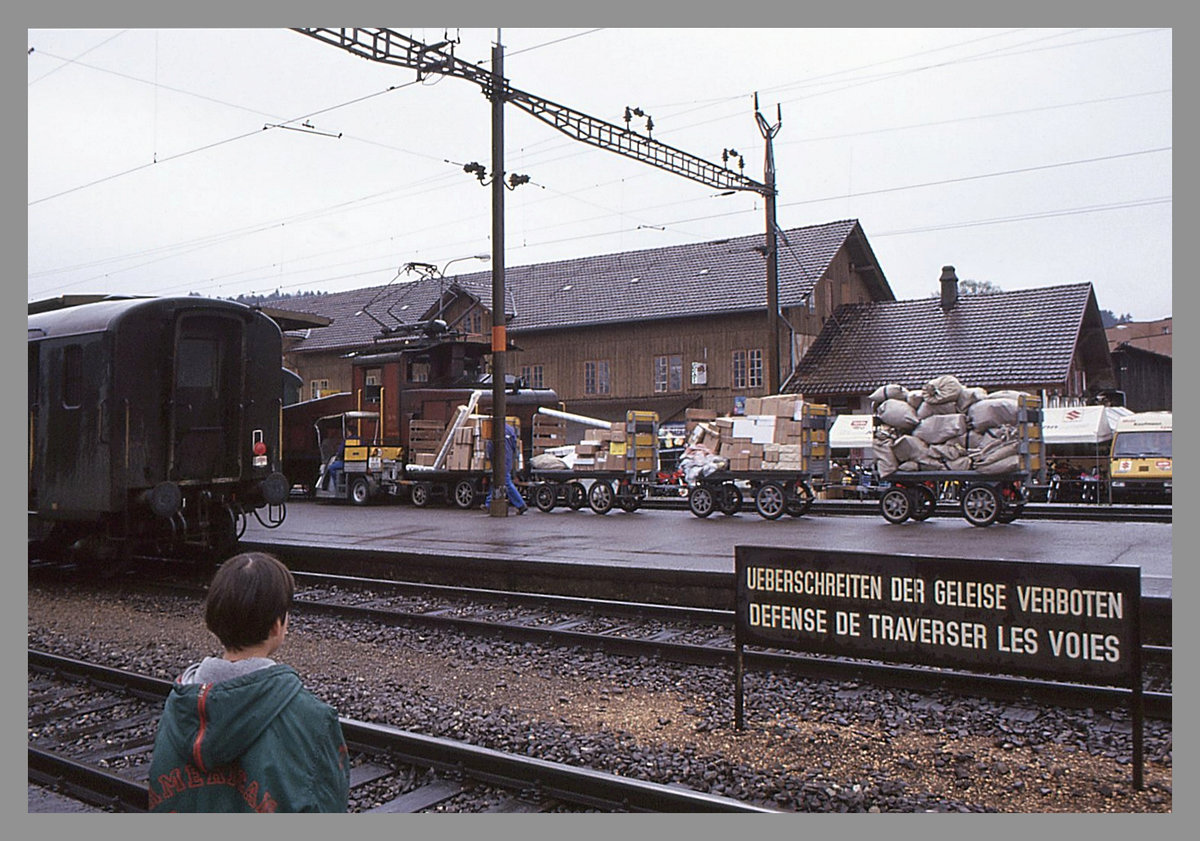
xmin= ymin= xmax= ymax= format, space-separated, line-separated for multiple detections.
xmin=875 ymin=393 xmax=1043 ymax=526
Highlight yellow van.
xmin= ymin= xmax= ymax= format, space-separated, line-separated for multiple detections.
xmin=1109 ymin=412 xmax=1172 ymax=504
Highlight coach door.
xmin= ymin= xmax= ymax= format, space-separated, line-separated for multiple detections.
xmin=170 ymin=313 xmax=243 ymax=482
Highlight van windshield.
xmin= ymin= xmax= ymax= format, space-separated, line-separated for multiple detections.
xmin=1112 ymin=431 xmax=1171 ymax=458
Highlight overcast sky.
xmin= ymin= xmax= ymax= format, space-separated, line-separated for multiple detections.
xmin=27 ymin=26 xmax=1172 ymax=320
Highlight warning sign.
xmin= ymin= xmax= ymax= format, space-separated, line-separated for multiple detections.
xmin=735 ymin=546 xmax=1140 ymax=684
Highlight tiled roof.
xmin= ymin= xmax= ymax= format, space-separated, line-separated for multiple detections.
xmin=784 ymin=282 xmax=1102 ymax=395
xmin=282 ymin=220 xmax=876 ymax=353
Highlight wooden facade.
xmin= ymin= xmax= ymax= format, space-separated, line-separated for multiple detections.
xmin=281 ymin=222 xmax=885 ymax=420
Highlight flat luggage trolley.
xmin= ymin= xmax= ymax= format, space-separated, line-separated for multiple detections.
xmin=685 ymin=469 xmax=819 ymax=520
xmin=685 ymin=401 xmax=832 ymax=519
xmin=874 ymin=392 xmax=1043 ymax=527
xmin=528 ymin=409 xmax=662 ymax=514
xmin=404 ymin=392 xmax=522 ymax=509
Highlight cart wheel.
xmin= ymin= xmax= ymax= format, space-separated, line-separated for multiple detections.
xmin=534 ymin=483 xmax=557 ymax=512
xmin=910 ymin=485 xmax=936 ymax=521
xmin=589 ymin=480 xmax=615 ymax=514
xmin=755 ymin=482 xmax=786 ymax=520
xmin=566 ymin=482 xmax=587 ymax=510
xmin=410 ymin=482 xmax=432 ymax=508
xmin=786 ymin=483 xmax=814 ymax=517
xmin=719 ymin=482 xmax=743 ymax=515
xmin=689 ymin=484 xmax=716 ymax=518
xmin=349 ymin=477 xmax=372 ymax=506
xmin=961 ymin=484 xmax=1001 ymax=526
xmin=880 ymin=487 xmax=912 ymax=524
xmin=452 ymin=479 xmax=477 ymax=509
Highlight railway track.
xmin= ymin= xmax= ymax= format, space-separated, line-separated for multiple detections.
xmin=286 ymin=571 xmax=1171 ymax=719
xmin=28 ymin=650 xmax=774 ymax=813
xmin=64 ymin=568 xmax=1170 ymax=720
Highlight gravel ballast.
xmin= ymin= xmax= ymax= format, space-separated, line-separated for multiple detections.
xmin=27 ymin=582 xmax=1172 ymax=813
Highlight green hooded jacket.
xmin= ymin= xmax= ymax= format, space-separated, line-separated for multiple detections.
xmin=147 ymin=662 xmax=349 ymax=812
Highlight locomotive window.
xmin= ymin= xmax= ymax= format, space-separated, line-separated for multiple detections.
xmin=62 ymin=344 xmax=83 ymax=408
xmin=177 ymin=338 xmax=218 ymax=390
xmin=364 ymin=367 xmax=382 ymax=401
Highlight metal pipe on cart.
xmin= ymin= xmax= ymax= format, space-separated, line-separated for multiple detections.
xmin=536 ymin=406 xmax=612 ymax=429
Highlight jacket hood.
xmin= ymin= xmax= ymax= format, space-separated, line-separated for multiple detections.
xmin=159 ymin=663 xmax=305 ymax=772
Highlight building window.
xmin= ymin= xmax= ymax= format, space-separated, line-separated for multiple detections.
xmin=654 ymin=355 xmax=683 ymax=393
xmin=584 ymin=360 xmax=611 ymax=395
xmin=732 ymin=349 xmax=763 ymax=390
xmin=310 ymin=379 xmax=329 ymax=400
xmin=521 ymin=365 xmax=544 ymax=389
xmin=466 ymin=310 xmax=483 ymax=335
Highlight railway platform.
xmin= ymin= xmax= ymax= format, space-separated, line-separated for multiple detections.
xmin=242 ymin=499 xmax=1173 ymax=600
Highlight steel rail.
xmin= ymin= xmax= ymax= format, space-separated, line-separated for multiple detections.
xmin=28 ymin=747 xmax=148 ymax=813
xmin=27 ymin=650 xmax=775 ymax=813
xmin=340 ymin=720 xmax=775 ymax=813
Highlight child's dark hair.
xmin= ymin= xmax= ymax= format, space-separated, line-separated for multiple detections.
xmin=205 ymin=552 xmax=295 ymax=652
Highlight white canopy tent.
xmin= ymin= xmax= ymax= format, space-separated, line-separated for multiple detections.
xmin=1041 ymin=406 xmax=1132 ymax=445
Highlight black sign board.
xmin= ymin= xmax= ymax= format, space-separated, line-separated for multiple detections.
xmin=733 ymin=546 xmax=1144 ymax=787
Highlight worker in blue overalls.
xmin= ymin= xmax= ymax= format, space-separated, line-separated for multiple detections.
xmin=485 ymin=422 xmax=528 ymax=514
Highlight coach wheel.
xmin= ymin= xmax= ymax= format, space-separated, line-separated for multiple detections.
xmin=880 ymin=488 xmax=912 ymax=524
xmin=910 ymin=485 xmax=937 ymax=521
xmin=566 ymin=482 xmax=587 ymax=510
xmin=786 ymin=483 xmax=815 ymax=517
xmin=411 ymin=482 xmax=432 ymax=508
xmin=718 ymin=482 xmax=743 ymax=515
xmin=754 ymin=482 xmax=786 ymax=520
xmin=589 ymin=480 xmax=615 ymax=514
xmin=348 ymin=477 xmax=372 ymax=506
xmin=534 ymin=483 xmax=557 ymax=512
xmin=961 ymin=484 xmax=1001 ymax=527
xmin=452 ymin=479 xmax=477 ymax=509
xmin=688 ymin=484 xmax=716 ymax=517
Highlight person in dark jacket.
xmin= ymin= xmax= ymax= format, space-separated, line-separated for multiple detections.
xmin=147 ymin=552 xmax=350 ymax=812
xmin=484 ymin=421 xmax=528 ymax=514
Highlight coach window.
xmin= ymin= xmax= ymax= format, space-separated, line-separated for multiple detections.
xmin=177 ymin=338 xmax=218 ymax=394
xmin=62 ymin=345 xmax=83 ymax=409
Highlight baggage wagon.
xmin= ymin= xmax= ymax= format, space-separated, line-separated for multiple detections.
xmin=873 ymin=392 xmax=1043 ymax=527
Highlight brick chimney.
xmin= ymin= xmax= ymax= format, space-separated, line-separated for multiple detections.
xmin=939 ymin=266 xmax=959 ymax=311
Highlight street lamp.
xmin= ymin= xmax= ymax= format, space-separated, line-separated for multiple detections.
xmin=441 ymin=253 xmax=490 ymax=277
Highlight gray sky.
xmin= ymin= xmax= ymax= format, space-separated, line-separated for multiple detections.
xmin=27 ymin=26 xmax=1172 ymax=319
